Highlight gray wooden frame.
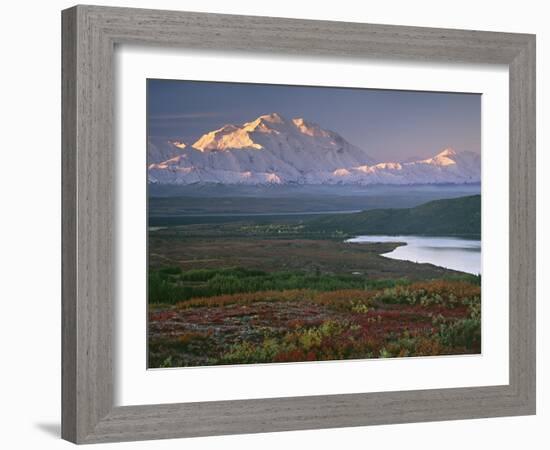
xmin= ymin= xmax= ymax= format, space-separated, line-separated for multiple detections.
xmin=62 ymin=4 xmax=536 ymax=444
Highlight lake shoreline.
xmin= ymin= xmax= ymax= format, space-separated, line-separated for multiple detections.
xmin=347 ymin=235 xmax=481 ymax=275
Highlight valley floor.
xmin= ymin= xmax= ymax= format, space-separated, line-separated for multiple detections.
xmin=147 ymin=219 xmax=481 ymax=368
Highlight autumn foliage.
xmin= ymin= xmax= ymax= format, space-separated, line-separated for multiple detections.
xmin=149 ymin=279 xmax=481 ymax=368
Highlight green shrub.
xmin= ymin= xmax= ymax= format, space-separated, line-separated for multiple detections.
xmin=158 ymin=266 xmax=182 ymax=275
xmin=149 ymin=266 xmax=478 ymax=305
xmin=438 ymin=317 xmax=481 ymax=349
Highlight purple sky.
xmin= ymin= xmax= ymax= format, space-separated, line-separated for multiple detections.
xmin=148 ymin=79 xmax=481 ymax=162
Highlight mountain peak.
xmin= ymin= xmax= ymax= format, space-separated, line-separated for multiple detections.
xmin=292 ymin=117 xmax=330 ymax=137
xmin=419 ymin=148 xmax=459 ymax=167
xmin=169 ymin=140 xmax=187 ymax=149
xmin=242 ymin=113 xmax=289 ymax=133
xmin=436 ymin=148 xmax=457 ymax=158
xmin=192 ymin=123 xmax=261 ymax=152
xmin=257 ymin=112 xmax=286 ymax=123
xmin=291 ymin=117 xmax=307 ymax=126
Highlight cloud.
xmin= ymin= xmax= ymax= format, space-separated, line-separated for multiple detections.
xmin=148 ymin=112 xmax=224 ymax=121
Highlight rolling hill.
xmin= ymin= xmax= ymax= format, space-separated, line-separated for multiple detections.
xmin=305 ymin=194 xmax=481 ymax=236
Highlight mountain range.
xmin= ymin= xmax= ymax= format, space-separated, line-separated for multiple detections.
xmin=147 ymin=112 xmax=481 ymax=186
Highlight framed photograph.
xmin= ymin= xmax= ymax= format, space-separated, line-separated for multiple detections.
xmin=62 ymin=5 xmax=536 ymax=444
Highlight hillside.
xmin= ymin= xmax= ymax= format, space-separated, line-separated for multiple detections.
xmin=305 ymin=195 xmax=481 ymax=236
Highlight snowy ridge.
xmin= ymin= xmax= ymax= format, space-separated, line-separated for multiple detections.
xmin=147 ymin=138 xmax=187 ymax=164
xmin=147 ymin=113 xmax=480 ymax=185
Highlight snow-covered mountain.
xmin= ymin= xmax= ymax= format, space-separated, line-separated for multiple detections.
xmin=147 ymin=113 xmax=480 ymax=186
xmin=147 ymin=138 xmax=188 ymax=164
xmin=321 ymin=149 xmax=481 ymax=185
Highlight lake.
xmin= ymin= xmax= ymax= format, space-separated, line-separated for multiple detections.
xmin=346 ymin=235 xmax=481 ymax=275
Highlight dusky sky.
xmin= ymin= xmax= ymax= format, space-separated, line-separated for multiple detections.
xmin=147 ymin=79 xmax=481 ymax=162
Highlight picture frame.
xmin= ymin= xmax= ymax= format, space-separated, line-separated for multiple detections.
xmin=61 ymin=4 xmax=536 ymax=444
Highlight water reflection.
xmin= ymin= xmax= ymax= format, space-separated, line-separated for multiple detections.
xmin=346 ymin=235 xmax=481 ymax=275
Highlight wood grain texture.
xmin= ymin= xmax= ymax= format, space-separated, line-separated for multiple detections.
xmin=61 ymin=7 xmax=77 ymax=443
xmin=61 ymin=4 xmax=536 ymax=444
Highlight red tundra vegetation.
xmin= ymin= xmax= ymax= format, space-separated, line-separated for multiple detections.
xmin=148 ymin=280 xmax=481 ymax=368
